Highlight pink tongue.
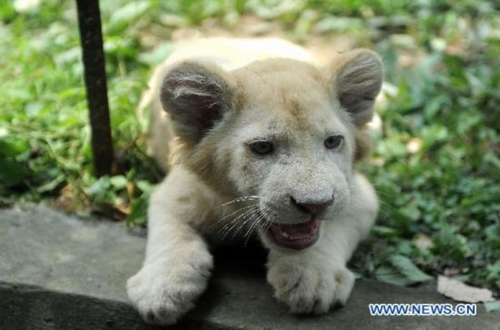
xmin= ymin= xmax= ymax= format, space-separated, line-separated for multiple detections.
xmin=274 ymin=219 xmax=319 ymax=238
xmin=268 ymin=219 xmax=321 ymax=250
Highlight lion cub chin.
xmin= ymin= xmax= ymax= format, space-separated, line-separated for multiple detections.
xmin=127 ymin=38 xmax=382 ymax=325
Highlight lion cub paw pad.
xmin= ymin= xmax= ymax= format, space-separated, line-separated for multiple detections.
xmin=268 ymin=264 xmax=355 ymax=315
xmin=127 ymin=254 xmax=212 ymax=324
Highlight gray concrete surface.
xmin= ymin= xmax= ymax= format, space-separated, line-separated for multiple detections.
xmin=1 ymin=205 xmax=499 ymax=330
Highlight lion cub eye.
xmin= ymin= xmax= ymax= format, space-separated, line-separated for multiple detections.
xmin=324 ymin=135 xmax=344 ymax=150
xmin=248 ymin=141 xmax=274 ymax=156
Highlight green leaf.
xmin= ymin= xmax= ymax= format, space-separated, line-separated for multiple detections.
xmin=484 ymin=301 xmax=500 ymax=313
xmin=136 ymin=180 xmax=154 ymax=194
xmin=110 ymin=175 xmax=128 ymax=189
xmin=0 ymin=137 xmax=29 ymax=157
xmin=372 ymin=225 xmax=399 ymax=237
xmin=35 ymin=174 xmax=65 ymax=193
xmin=0 ymin=158 xmax=29 ymax=188
xmin=107 ymin=2 xmax=150 ymax=34
xmin=126 ymin=195 xmax=148 ymax=225
xmin=376 ymin=255 xmax=433 ymax=286
xmin=84 ymin=176 xmax=115 ymax=204
xmin=138 ymin=42 xmax=173 ymax=66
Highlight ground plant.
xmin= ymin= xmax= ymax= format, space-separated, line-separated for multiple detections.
xmin=1 ymin=0 xmax=499 ymax=297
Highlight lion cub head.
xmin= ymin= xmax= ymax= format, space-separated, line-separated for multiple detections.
xmin=160 ymin=49 xmax=383 ymax=250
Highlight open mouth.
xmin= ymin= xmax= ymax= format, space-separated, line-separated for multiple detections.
xmin=267 ymin=218 xmax=321 ymax=250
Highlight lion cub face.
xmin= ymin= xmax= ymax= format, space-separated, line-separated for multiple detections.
xmin=160 ymin=50 xmax=382 ymax=250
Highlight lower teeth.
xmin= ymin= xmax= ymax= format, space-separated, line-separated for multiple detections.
xmin=282 ymin=233 xmax=309 ymax=241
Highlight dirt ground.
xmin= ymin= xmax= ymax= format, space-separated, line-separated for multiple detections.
xmin=142 ymin=15 xmax=374 ymax=65
xmin=139 ymin=14 xmax=427 ymax=70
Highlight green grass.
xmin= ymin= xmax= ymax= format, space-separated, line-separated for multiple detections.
xmin=1 ymin=0 xmax=499 ymax=294
xmin=354 ymin=48 xmax=500 ymax=290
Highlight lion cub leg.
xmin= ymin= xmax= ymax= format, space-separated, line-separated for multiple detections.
xmin=127 ymin=167 xmax=214 ymax=325
xmin=267 ymin=174 xmax=377 ymax=314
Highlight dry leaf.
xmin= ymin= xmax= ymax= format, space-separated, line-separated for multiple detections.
xmin=437 ymin=275 xmax=495 ymax=303
xmin=414 ymin=233 xmax=433 ymax=251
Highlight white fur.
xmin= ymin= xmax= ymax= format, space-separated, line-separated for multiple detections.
xmin=127 ymin=38 xmax=380 ymax=325
xmin=127 ymin=167 xmax=218 ymax=323
xmin=266 ymin=174 xmax=377 ymax=313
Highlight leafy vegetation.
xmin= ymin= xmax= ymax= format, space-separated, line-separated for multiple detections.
xmin=1 ymin=0 xmax=499 ymax=293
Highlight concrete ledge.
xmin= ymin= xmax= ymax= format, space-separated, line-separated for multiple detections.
xmin=0 ymin=282 xmax=161 ymax=330
xmin=1 ymin=206 xmax=498 ymax=329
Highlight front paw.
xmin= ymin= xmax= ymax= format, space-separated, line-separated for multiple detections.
xmin=267 ymin=259 xmax=355 ymax=315
xmin=127 ymin=251 xmax=213 ymax=325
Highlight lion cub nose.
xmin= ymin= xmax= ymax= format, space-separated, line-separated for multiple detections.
xmin=290 ymin=197 xmax=334 ymax=215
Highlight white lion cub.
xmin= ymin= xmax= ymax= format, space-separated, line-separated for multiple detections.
xmin=127 ymin=38 xmax=382 ymax=325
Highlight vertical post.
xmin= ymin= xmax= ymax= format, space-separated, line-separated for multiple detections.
xmin=76 ymin=0 xmax=114 ymax=177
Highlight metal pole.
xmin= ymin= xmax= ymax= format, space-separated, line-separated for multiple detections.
xmin=76 ymin=0 xmax=114 ymax=177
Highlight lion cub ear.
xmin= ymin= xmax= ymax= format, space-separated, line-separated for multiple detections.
xmin=160 ymin=61 xmax=235 ymax=143
xmin=330 ymin=49 xmax=383 ymax=126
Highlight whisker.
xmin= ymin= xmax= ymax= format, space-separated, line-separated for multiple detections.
xmin=214 ymin=196 xmax=284 ymax=246
xmin=220 ymin=204 xmax=256 ymax=222
xmin=219 ymin=195 xmax=261 ymax=208
xmin=212 ymin=195 xmax=264 ymax=241
xmin=234 ymin=206 xmax=261 ymax=239
xmin=241 ymin=206 xmax=263 ymax=246
xmin=219 ymin=204 xmax=260 ymax=240
xmin=255 ymin=204 xmax=277 ymax=235
xmin=219 ymin=221 xmax=239 ymax=240
xmin=345 ymin=185 xmax=394 ymax=220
